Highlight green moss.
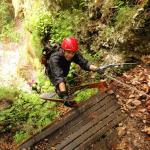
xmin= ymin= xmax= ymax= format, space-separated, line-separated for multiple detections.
xmin=115 ymin=6 xmax=137 ymax=30
xmin=74 ymin=88 xmax=99 ymax=102
xmin=0 ymin=88 xmax=59 ymax=144
xmin=0 ymin=87 xmax=19 ymax=100
xmin=0 ymin=0 xmax=13 ymax=32
xmin=14 ymin=131 xmax=29 ymax=144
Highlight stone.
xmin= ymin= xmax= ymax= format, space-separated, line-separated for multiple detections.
xmin=132 ymin=100 xmax=141 ymax=106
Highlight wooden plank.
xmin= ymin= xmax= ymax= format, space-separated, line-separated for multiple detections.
xmin=59 ymin=93 xmax=113 ymax=130
xmin=55 ymin=104 xmax=119 ymax=150
xmin=61 ymin=94 xmax=116 ymax=132
xmin=75 ymin=112 xmax=126 ymax=150
xmin=62 ymin=109 xmax=122 ymax=150
xmin=44 ymin=94 xmax=116 ymax=147
xmin=17 ymin=92 xmax=108 ymax=150
xmin=64 ymin=96 xmax=117 ymax=135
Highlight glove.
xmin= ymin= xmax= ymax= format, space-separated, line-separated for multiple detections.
xmin=59 ymin=91 xmax=69 ymax=99
xmin=64 ymin=101 xmax=78 ymax=108
xmin=96 ymin=67 xmax=105 ymax=74
xmin=59 ymin=91 xmax=78 ymax=107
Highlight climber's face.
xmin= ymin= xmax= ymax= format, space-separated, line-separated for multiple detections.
xmin=64 ymin=50 xmax=76 ymax=61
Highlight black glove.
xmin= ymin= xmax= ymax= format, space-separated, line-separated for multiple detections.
xmin=96 ymin=67 xmax=105 ymax=74
xmin=59 ymin=91 xmax=69 ymax=99
xmin=64 ymin=101 xmax=78 ymax=107
xmin=59 ymin=91 xmax=78 ymax=107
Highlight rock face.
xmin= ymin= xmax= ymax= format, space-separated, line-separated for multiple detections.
xmin=12 ymin=0 xmax=23 ymax=18
xmin=120 ymin=3 xmax=150 ymax=54
xmin=78 ymin=0 xmax=150 ymax=56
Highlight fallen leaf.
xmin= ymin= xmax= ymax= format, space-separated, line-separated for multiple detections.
xmin=141 ymin=84 xmax=149 ymax=93
xmin=142 ymin=126 xmax=150 ymax=135
xmin=145 ymin=100 xmax=150 ymax=106
xmin=147 ymin=105 xmax=150 ymax=113
xmin=129 ymin=94 xmax=135 ymax=98
xmin=144 ymin=137 xmax=150 ymax=141
xmin=117 ymin=126 xmax=126 ymax=137
xmin=139 ymin=74 xmax=146 ymax=82
xmin=51 ymin=147 xmax=56 ymax=150
xmin=132 ymin=100 xmax=142 ymax=106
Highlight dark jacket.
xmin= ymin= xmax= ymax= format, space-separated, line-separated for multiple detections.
xmin=47 ymin=49 xmax=91 ymax=86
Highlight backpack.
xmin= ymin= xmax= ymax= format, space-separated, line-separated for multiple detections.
xmin=40 ymin=43 xmax=60 ymax=67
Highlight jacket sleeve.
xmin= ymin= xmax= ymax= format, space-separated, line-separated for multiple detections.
xmin=48 ymin=55 xmax=65 ymax=86
xmin=73 ymin=52 xmax=91 ymax=71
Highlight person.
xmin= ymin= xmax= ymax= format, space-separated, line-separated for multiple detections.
xmin=45 ymin=37 xmax=101 ymax=107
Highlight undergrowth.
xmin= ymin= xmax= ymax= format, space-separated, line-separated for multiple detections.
xmin=0 ymin=86 xmax=99 ymax=144
xmin=74 ymin=88 xmax=99 ymax=102
xmin=0 ymin=87 xmax=59 ymax=144
xmin=0 ymin=0 xmax=20 ymax=42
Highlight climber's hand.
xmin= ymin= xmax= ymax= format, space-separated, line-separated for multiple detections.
xmin=96 ymin=67 xmax=105 ymax=74
xmin=64 ymin=100 xmax=78 ymax=108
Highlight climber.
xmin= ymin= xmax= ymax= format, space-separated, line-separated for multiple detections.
xmin=43 ymin=37 xmax=102 ymax=107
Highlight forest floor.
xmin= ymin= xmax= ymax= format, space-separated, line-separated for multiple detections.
xmin=104 ymin=63 xmax=150 ymax=150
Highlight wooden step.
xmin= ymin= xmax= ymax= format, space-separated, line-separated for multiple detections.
xmin=17 ymin=92 xmax=126 ymax=150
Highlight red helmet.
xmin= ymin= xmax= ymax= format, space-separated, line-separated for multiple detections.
xmin=61 ymin=37 xmax=78 ymax=52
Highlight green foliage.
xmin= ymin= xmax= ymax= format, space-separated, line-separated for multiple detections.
xmin=0 ymin=0 xmax=19 ymax=42
xmin=0 ymin=23 xmax=20 ymax=42
xmin=25 ymin=10 xmax=53 ymax=57
xmin=74 ymin=88 xmax=98 ymax=102
xmin=25 ymin=8 xmax=86 ymax=57
xmin=14 ymin=131 xmax=29 ymax=144
xmin=98 ymin=26 xmax=116 ymax=48
xmin=114 ymin=0 xmax=126 ymax=7
xmin=50 ymin=9 xmax=84 ymax=44
xmin=36 ymin=69 xmax=54 ymax=93
xmin=112 ymin=66 xmax=125 ymax=75
xmin=0 ymin=87 xmax=19 ymax=100
xmin=0 ymin=88 xmax=59 ymax=144
xmin=50 ymin=10 xmax=75 ymax=43
xmin=25 ymin=10 xmax=53 ymax=38
xmin=0 ymin=0 xmax=12 ymax=33
xmin=66 ymin=64 xmax=77 ymax=85
xmin=97 ymin=2 xmax=138 ymax=53
xmin=115 ymin=6 xmax=137 ymax=31
xmin=103 ymin=26 xmax=115 ymax=37
xmin=72 ymin=0 xmax=87 ymax=9
xmin=43 ymin=0 xmax=88 ymax=11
